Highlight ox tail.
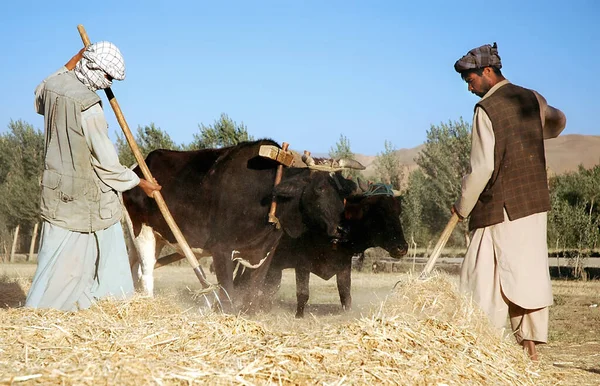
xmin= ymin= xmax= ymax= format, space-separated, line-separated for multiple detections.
xmin=231 ymin=250 xmax=270 ymax=278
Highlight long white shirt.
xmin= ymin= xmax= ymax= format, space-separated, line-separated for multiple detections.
xmin=457 ymin=80 xmax=566 ymax=310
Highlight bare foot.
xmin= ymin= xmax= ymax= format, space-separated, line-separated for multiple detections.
xmin=522 ymin=340 xmax=538 ymax=361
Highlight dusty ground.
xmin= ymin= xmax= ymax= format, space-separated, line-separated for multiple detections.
xmin=2 ymin=263 xmax=599 ymax=384
xmin=542 ymin=280 xmax=600 ymax=379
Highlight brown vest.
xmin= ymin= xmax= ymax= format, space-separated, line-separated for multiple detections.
xmin=468 ymin=83 xmax=550 ymax=231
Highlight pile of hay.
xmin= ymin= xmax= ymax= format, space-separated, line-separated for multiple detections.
xmin=0 ymin=273 xmax=576 ymax=385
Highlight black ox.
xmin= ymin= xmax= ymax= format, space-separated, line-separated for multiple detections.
xmin=236 ymin=183 xmax=408 ymax=317
xmin=122 ymin=140 xmax=359 ymax=313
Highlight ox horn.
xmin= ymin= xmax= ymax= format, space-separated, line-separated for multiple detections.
xmin=356 ymin=177 xmax=369 ymax=193
xmin=302 ymin=150 xmax=316 ymax=166
xmin=336 ymin=158 xmax=366 ymax=170
xmin=302 ymin=150 xmax=366 ymax=172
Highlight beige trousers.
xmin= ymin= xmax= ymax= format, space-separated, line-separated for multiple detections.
xmin=460 ymin=211 xmax=551 ymax=344
xmin=489 ymin=275 xmax=549 ymax=344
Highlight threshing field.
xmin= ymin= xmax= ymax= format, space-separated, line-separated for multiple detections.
xmin=0 ymin=263 xmax=598 ymax=385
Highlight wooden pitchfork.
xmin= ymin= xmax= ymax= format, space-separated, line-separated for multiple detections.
xmin=393 ymin=212 xmax=459 ymax=290
xmin=76 ymin=25 xmax=226 ymax=311
xmin=419 ymin=213 xmax=459 ymax=279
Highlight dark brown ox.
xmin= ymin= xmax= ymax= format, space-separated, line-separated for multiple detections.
xmin=122 ymin=140 xmax=361 ymax=313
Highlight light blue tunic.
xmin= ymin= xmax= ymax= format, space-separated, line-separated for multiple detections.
xmin=25 ymin=221 xmax=134 ymax=311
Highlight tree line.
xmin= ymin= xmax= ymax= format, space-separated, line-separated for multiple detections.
xmin=0 ymin=115 xmax=598 ymax=259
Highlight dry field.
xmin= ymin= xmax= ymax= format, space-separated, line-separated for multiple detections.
xmin=0 ymin=263 xmax=599 ymax=385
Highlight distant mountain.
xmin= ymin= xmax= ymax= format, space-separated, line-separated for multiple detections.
xmin=543 ymin=134 xmax=600 ymax=176
xmin=290 ymin=134 xmax=599 ymax=185
xmin=296 ymin=134 xmax=597 ymax=187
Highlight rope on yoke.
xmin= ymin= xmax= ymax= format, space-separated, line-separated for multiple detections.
xmin=363 ymin=183 xmax=395 ymax=197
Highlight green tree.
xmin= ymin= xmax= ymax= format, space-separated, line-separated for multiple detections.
xmin=401 ymin=169 xmax=432 ymax=247
xmin=548 ymin=165 xmax=600 ymax=253
xmin=189 ymin=113 xmax=253 ymax=149
xmin=329 ymin=134 xmax=360 ymax=179
xmin=116 ymin=123 xmax=181 ymax=167
xmin=414 ymin=118 xmax=472 ymax=245
xmin=374 ymin=140 xmax=404 ymax=190
xmin=577 ymin=164 xmax=600 ymax=222
xmin=0 ymin=120 xmax=45 ymax=249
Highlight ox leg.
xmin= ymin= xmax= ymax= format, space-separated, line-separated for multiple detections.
xmin=336 ymin=263 xmax=352 ymax=312
xmin=133 ymin=224 xmax=158 ymax=297
xmin=261 ymin=267 xmax=283 ymax=310
xmin=245 ymin=262 xmax=275 ymax=314
xmin=354 ymin=252 xmax=365 ymax=272
xmin=211 ymin=251 xmax=235 ymax=314
xmin=295 ymin=266 xmax=310 ymax=318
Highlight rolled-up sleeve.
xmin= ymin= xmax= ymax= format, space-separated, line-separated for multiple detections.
xmin=454 ymin=107 xmax=495 ymax=218
xmin=532 ymin=90 xmax=567 ymax=139
xmin=81 ymin=103 xmax=140 ymax=192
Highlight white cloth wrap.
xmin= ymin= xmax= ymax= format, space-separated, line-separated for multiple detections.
xmin=74 ymin=41 xmax=126 ymax=91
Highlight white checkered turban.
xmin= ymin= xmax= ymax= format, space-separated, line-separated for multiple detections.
xmin=74 ymin=41 xmax=126 ymax=91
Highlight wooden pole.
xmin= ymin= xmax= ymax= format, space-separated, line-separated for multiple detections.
xmin=76 ymin=25 xmax=213 ymax=290
xmin=268 ymin=142 xmax=289 ymax=228
xmin=28 ymin=222 xmax=39 ymax=262
xmin=10 ymin=224 xmax=20 ymax=263
xmin=420 ymin=213 xmax=459 ymax=278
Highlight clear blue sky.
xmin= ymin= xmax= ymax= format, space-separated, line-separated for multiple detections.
xmin=1 ymin=0 xmax=598 ymax=155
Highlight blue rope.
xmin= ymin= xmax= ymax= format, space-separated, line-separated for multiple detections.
xmin=363 ymin=183 xmax=394 ymax=197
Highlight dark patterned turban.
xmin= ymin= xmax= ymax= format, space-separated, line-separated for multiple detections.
xmin=454 ymin=42 xmax=502 ymax=73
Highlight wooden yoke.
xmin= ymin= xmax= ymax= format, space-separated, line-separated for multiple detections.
xmin=258 ymin=144 xmax=295 ymax=167
xmin=76 ymin=25 xmax=214 ymax=291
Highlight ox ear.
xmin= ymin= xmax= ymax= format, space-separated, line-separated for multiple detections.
xmin=273 ymin=176 xmax=307 ymax=199
xmin=273 ymin=176 xmax=308 ymax=238
xmin=332 ymin=172 xmax=358 ymax=197
xmin=356 ymin=177 xmax=369 ymax=193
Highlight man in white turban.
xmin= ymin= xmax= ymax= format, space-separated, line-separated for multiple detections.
xmin=26 ymin=42 xmax=161 ymax=311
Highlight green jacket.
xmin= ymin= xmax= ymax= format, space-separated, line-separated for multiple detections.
xmin=38 ymin=71 xmax=123 ymax=232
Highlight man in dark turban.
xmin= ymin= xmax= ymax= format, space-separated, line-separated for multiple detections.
xmin=454 ymin=42 xmax=502 ymax=73
xmin=450 ymin=42 xmax=566 ymax=361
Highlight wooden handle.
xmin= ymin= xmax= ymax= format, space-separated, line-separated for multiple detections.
xmin=274 ymin=143 xmax=289 ymax=185
xmin=268 ymin=142 xmax=289 ymax=226
xmin=420 ymin=213 xmax=459 ymax=277
xmin=77 ymin=25 xmax=91 ymax=46
xmin=76 ymin=25 xmax=211 ymax=287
